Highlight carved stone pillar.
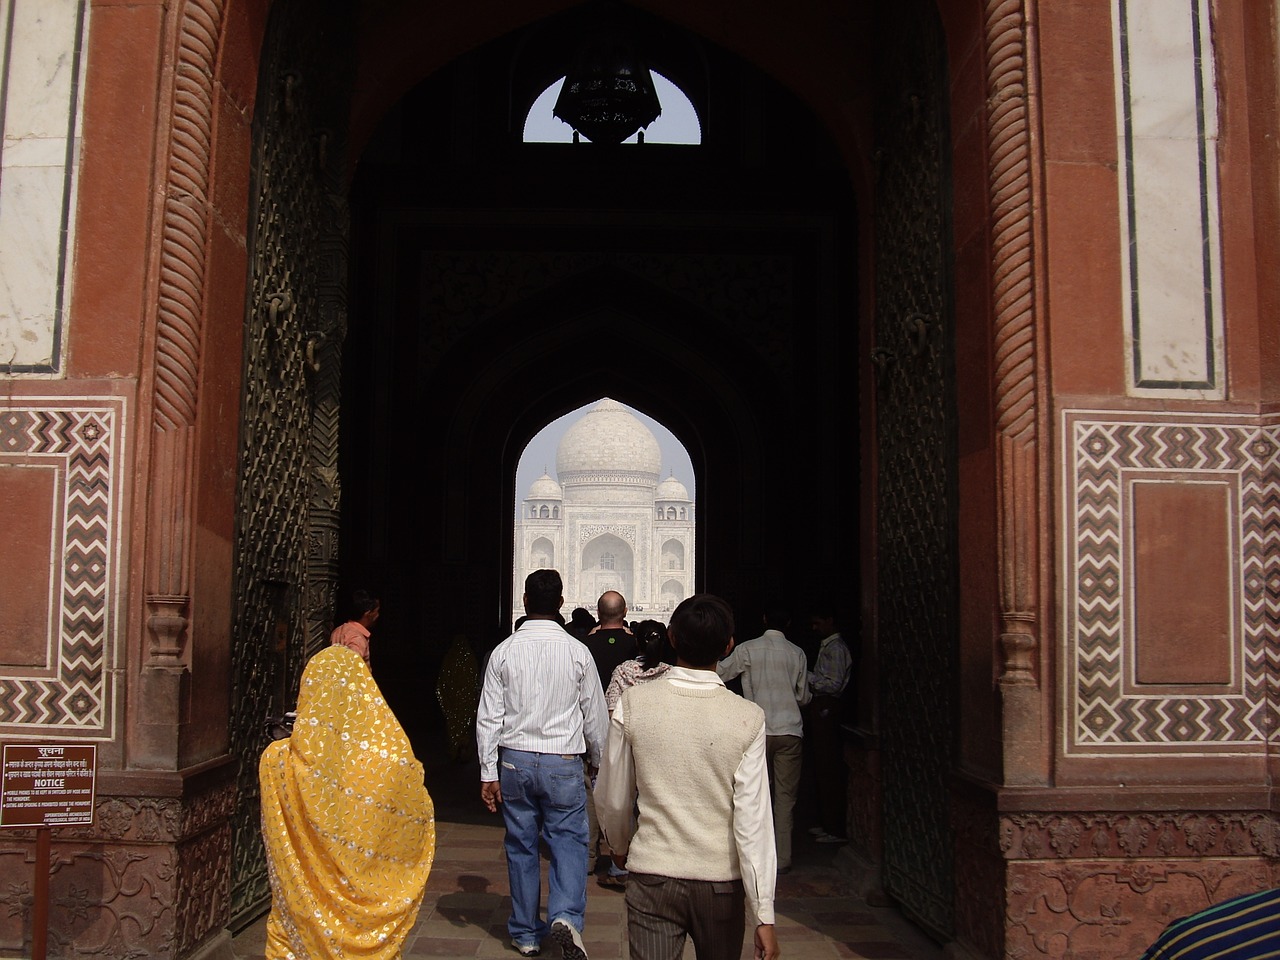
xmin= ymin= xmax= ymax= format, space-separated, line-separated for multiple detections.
xmin=985 ymin=0 xmax=1049 ymax=787
xmin=137 ymin=0 xmax=226 ymax=769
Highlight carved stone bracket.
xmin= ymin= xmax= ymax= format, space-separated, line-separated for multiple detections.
xmin=145 ymin=594 xmax=190 ymax=662
xmin=998 ymin=625 xmax=1036 ymax=685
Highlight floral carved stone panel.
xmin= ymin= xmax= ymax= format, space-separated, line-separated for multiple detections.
xmin=1005 ymin=857 xmax=1272 ymax=958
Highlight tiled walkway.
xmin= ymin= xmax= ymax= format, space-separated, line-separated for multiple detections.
xmin=231 ymin=760 xmax=948 ymax=960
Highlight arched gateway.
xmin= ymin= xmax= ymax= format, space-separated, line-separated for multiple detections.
xmin=1 ymin=2 xmax=1276 ymax=959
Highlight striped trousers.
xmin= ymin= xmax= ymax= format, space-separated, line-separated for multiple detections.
xmin=624 ymin=872 xmax=745 ymax=960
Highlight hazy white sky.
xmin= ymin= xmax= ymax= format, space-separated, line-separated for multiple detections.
xmin=523 ymin=72 xmax=701 ymax=144
xmin=515 ymin=399 xmax=695 ymax=514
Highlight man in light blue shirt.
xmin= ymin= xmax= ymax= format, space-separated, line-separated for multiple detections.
xmin=477 ymin=569 xmax=608 ymax=959
xmin=717 ymin=607 xmax=810 ymax=871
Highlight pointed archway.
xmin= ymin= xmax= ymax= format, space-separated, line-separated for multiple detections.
xmin=215 ymin=0 xmax=994 ymax=950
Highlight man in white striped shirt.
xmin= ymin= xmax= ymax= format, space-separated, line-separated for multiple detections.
xmin=477 ymin=569 xmax=609 ymax=959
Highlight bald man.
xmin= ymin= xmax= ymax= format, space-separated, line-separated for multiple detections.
xmin=584 ymin=591 xmax=637 ymax=690
xmin=583 ymin=591 xmax=637 ymax=881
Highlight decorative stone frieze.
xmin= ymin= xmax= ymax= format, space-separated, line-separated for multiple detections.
xmin=577 ymin=523 xmax=637 ymax=545
xmin=1004 ymin=858 xmax=1273 ymax=958
xmin=0 ymin=773 xmax=235 ymax=960
xmin=1000 ymin=811 xmax=1280 ymax=861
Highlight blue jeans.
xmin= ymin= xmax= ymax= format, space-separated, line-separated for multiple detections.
xmin=498 ymin=748 xmax=589 ymax=945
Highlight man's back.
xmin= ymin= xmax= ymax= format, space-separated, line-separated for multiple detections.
xmin=584 ymin=626 xmax=637 ymax=693
xmin=595 ymin=593 xmax=780 ymax=960
xmin=621 ymin=673 xmax=765 ymax=881
xmin=716 ymin=630 xmax=809 ymax=737
xmin=477 ymin=618 xmax=605 ymax=766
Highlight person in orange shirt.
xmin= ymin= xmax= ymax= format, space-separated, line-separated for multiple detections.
xmin=330 ymin=589 xmax=380 ymax=663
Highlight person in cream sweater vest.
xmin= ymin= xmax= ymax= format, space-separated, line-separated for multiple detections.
xmin=595 ymin=594 xmax=780 ymax=960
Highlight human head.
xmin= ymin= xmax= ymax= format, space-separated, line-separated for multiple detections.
xmin=810 ymin=603 xmax=837 ymax=639
xmin=635 ymin=619 xmax=675 ymax=668
xmin=523 ymin=569 xmax=564 ymax=617
xmin=808 ymin=604 xmax=839 ymax=634
xmin=763 ymin=606 xmax=790 ymax=632
xmin=596 ymin=590 xmax=627 ymax=625
xmin=350 ymin=589 xmax=380 ymax=627
xmin=569 ymin=607 xmax=596 ymax=629
xmin=669 ymin=594 xmax=735 ymax=667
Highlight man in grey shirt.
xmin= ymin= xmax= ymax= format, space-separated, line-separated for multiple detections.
xmin=807 ymin=605 xmax=853 ymax=843
xmin=717 ymin=606 xmax=810 ymax=871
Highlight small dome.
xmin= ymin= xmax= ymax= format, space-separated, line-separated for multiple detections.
xmin=527 ymin=472 xmax=562 ymax=500
xmin=656 ymin=474 xmax=690 ymax=501
xmin=556 ymin=398 xmax=661 ymax=483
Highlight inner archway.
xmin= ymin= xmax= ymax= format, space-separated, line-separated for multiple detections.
xmin=335 ymin=9 xmax=861 ymax=788
xmin=514 ymin=398 xmax=696 ymax=625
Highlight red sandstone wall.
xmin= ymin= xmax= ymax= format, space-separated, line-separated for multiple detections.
xmin=68 ymin=0 xmax=267 ymax=773
xmin=5 ymin=1 xmax=1275 ymax=957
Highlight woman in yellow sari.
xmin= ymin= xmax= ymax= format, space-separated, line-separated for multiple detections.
xmin=260 ymin=645 xmax=436 ymax=959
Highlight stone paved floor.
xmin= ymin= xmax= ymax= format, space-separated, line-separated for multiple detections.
xmin=232 ymin=759 xmax=948 ymax=960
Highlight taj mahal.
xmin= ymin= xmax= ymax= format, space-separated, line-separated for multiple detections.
xmin=513 ymin=399 xmax=695 ymax=620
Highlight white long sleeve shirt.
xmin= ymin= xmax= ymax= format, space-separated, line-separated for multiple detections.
xmin=595 ymin=667 xmax=777 ymax=924
xmin=475 ymin=618 xmax=609 ymax=782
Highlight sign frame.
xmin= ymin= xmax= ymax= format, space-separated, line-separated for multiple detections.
xmin=1 ymin=743 xmax=97 ymax=828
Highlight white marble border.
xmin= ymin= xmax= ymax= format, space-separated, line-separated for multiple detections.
xmin=1112 ymin=0 xmax=1225 ymax=397
xmin=0 ymin=0 xmax=89 ymax=375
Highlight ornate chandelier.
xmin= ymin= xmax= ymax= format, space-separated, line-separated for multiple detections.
xmin=552 ymin=15 xmax=661 ymax=144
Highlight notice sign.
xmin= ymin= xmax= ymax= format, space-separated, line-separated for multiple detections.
xmin=1 ymin=744 xmax=96 ymax=827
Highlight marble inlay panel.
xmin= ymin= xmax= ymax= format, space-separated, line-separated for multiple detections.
xmin=1062 ymin=409 xmax=1280 ymax=757
xmin=0 ymin=0 xmax=90 ymax=374
xmin=1111 ymin=0 xmax=1224 ymax=395
xmin=0 ymin=395 xmax=124 ymax=737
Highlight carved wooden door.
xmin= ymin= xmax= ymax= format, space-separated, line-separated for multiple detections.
xmin=871 ymin=0 xmax=959 ymax=941
xmin=227 ymin=0 xmax=352 ymax=927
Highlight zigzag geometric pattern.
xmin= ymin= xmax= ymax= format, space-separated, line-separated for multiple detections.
xmin=1064 ymin=410 xmax=1280 ymax=756
xmin=0 ymin=397 xmax=123 ymax=736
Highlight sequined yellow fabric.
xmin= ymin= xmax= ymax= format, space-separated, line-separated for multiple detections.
xmin=435 ymin=635 xmax=478 ymax=762
xmin=260 ymin=646 xmax=436 ymax=960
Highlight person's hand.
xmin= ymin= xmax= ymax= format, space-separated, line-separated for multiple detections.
xmin=481 ymin=780 xmax=502 ymax=812
xmin=754 ymin=924 xmax=779 ymax=959
xmin=611 ymin=853 xmax=627 ymax=870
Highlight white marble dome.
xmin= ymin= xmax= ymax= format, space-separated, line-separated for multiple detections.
xmin=527 ymin=472 xmax=562 ymax=500
xmin=656 ymin=474 xmax=690 ymax=501
xmin=556 ymin=398 xmax=662 ymax=480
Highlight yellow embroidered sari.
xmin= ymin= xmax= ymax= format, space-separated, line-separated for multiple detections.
xmin=260 ymin=646 xmax=436 ymax=959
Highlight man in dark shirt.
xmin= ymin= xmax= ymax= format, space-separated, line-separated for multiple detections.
xmin=583 ymin=590 xmax=636 ymax=880
xmin=584 ymin=591 xmax=637 ymax=690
